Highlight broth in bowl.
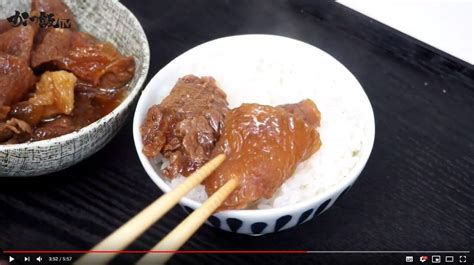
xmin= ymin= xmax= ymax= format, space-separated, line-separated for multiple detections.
xmin=0 ymin=0 xmax=149 ymax=176
xmin=0 ymin=0 xmax=135 ymax=145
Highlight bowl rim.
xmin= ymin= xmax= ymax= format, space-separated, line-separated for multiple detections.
xmin=133 ymin=34 xmax=375 ymax=218
xmin=0 ymin=0 xmax=150 ymax=151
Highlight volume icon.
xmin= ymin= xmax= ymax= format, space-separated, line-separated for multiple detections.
xmin=37 ymin=256 xmax=43 ymax=262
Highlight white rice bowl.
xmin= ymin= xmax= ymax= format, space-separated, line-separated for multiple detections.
xmin=137 ymin=35 xmax=373 ymax=210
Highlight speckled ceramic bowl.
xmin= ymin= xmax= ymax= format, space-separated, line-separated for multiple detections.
xmin=133 ymin=35 xmax=374 ymax=235
xmin=0 ymin=0 xmax=150 ymax=176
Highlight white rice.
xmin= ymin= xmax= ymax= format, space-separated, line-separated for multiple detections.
xmin=163 ymin=92 xmax=365 ymax=208
xmin=152 ymin=38 xmax=370 ymax=209
xmin=160 ymin=78 xmax=367 ymax=209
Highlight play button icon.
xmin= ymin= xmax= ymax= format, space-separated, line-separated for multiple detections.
xmin=9 ymin=256 xmax=14 ymax=262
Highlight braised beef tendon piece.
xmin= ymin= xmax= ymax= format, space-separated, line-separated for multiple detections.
xmin=72 ymin=86 xmax=126 ymax=129
xmin=0 ymin=118 xmax=33 ymax=144
xmin=10 ymin=71 xmax=77 ymax=126
xmin=30 ymin=28 xmax=73 ymax=68
xmin=0 ymin=25 xmax=35 ymax=62
xmin=141 ymin=75 xmax=229 ymax=178
xmin=31 ymin=29 xmax=135 ymax=88
xmin=0 ymin=54 xmax=36 ymax=108
xmin=98 ymin=56 xmax=136 ymax=88
xmin=28 ymin=70 xmax=76 ymax=117
xmin=0 ymin=123 xmax=13 ymax=142
xmin=204 ymin=100 xmax=322 ymax=210
xmin=8 ymin=74 xmax=126 ymax=143
xmin=0 ymin=0 xmax=135 ymax=144
xmin=279 ymin=98 xmax=321 ymax=128
xmin=32 ymin=115 xmax=75 ymax=141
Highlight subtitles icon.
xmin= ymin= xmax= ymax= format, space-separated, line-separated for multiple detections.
xmin=431 ymin=255 xmax=441 ymax=263
xmin=419 ymin=255 xmax=429 ymax=263
xmin=405 ymin=256 xmax=414 ymax=262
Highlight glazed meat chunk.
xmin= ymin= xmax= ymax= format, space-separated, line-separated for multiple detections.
xmin=204 ymin=100 xmax=321 ymax=210
xmin=31 ymin=29 xmax=135 ymax=88
xmin=0 ymin=25 xmax=35 ymax=62
xmin=279 ymin=98 xmax=321 ymax=127
xmin=141 ymin=75 xmax=229 ymax=178
xmin=0 ymin=0 xmax=135 ymax=144
xmin=0 ymin=54 xmax=36 ymax=109
xmin=10 ymin=70 xmax=77 ymax=126
xmin=0 ymin=118 xmax=32 ymax=143
xmin=32 ymin=115 xmax=75 ymax=141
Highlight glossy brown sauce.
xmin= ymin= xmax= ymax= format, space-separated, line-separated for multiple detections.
xmin=0 ymin=0 xmax=134 ymax=144
xmin=4 ymin=86 xmax=127 ymax=144
xmin=204 ymin=100 xmax=321 ymax=210
xmin=140 ymin=73 xmax=322 ymax=210
xmin=140 ymin=75 xmax=229 ymax=178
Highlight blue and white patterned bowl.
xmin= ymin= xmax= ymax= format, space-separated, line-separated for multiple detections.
xmin=0 ymin=0 xmax=150 ymax=176
xmin=133 ymin=35 xmax=375 ymax=235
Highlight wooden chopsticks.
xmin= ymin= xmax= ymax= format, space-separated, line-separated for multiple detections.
xmin=74 ymin=154 xmax=229 ymax=265
xmin=136 ymin=178 xmax=238 ymax=264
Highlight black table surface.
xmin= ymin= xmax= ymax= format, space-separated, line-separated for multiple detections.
xmin=1 ymin=1 xmax=473 ymax=265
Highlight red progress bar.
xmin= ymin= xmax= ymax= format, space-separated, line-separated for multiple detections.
xmin=4 ymin=250 xmax=308 ymax=254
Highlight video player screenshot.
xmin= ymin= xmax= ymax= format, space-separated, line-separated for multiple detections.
xmin=0 ymin=0 xmax=472 ymax=264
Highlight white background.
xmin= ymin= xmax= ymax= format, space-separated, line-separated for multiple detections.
xmin=337 ymin=0 xmax=474 ymax=64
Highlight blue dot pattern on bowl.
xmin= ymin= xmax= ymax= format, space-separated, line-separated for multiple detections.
xmin=336 ymin=185 xmax=352 ymax=202
xmin=297 ymin=208 xmax=315 ymax=225
xmin=208 ymin=215 xmax=221 ymax=228
xmin=274 ymin=215 xmax=292 ymax=232
xmin=227 ymin=218 xmax=243 ymax=232
xmin=251 ymin=222 xmax=267 ymax=234
xmin=185 ymin=194 xmax=339 ymax=234
xmin=315 ymin=199 xmax=331 ymax=216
